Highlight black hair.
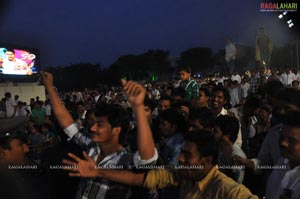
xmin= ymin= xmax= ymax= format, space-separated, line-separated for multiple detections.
xmin=172 ymin=87 xmax=187 ymax=100
xmin=184 ymin=130 xmax=218 ymax=165
xmin=178 ymin=66 xmax=191 ymax=74
xmin=199 ymin=87 xmax=210 ymax=97
xmin=262 ymin=80 xmax=284 ymax=98
xmin=95 ymin=103 xmax=130 ymax=143
xmin=282 ymin=110 xmax=300 ymax=128
xmin=0 ymin=132 xmax=26 ymax=150
xmin=212 ymin=86 xmax=230 ymax=101
xmin=212 ymin=86 xmax=230 ymax=103
xmin=277 ymin=88 xmax=300 ymax=108
xmin=189 ymin=107 xmax=216 ymax=129
xmin=40 ymin=123 xmax=52 ymax=131
xmin=76 ymin=101 xmax=85 ymax=107
xmin=159 ymin=108 xmax=187 ymax=133
xmin=144 ymin=97 xmax=155 ymax=112
xmin=4 ymin=92 xmax=11 ymax=98
xmin=215 ymin=115 xmax=239 ymax=143
xmin=5 ymin=48 xmax=15 ymax=53
xmin=160 ymin=95 xmax=172 ymax=103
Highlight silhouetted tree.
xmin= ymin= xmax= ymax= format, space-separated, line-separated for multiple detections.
xmin=180 ymin=47 xmax=214 ymax=73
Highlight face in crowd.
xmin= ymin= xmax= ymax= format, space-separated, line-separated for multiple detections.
xmin=179 ymin=70 xmax=190 ymax=81
xmin=5 ymin=51 xmax=16 ymax=62
xmin=0 ymin=136 xmax=29 ymax=165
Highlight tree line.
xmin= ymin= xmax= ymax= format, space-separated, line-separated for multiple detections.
xmin=44 ymin=44 xmax=292 ymax=91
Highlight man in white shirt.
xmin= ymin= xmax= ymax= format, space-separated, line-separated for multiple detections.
xmin=280 ymin=68 xmax=288 ymax=86
xmin=4 ymin=92 xmax=17 ymax=118
xmin=2 ymin=49 xmax=30 ymax=75
xmin=287 ymin=69 xmax=296 ymax=86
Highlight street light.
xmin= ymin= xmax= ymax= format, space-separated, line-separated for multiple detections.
xmin=289 ymin=23 xmax=294 ymax=28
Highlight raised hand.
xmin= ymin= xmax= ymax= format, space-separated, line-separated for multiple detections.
xmin=63 ymin=151 xmax=99 ymax=178
xmin=40 ymin=71 xmax=54 ymax=88
xmin=121 ymin=79 xmax=146 ymax=109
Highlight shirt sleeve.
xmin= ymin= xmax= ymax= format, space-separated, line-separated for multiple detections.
xmin=226 ymin=184 xmax=259 ymax=199
xmin=133 ymin=148 xmax=158 ymax=166
xmin=143 ymin=168 xmax=178 ymax=191
xmin=64 ymin=123 xmax=92 ymax=146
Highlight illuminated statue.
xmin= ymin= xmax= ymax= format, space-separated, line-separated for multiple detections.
xmin=255 ymin=27 xmax=272 ymax=68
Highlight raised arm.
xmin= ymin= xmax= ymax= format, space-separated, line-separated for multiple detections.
xmin=40 ymin=71 xmax=74 ymax=128
xmin=121 ymin=80 xmax=156 ymax=161
xmin=63 ymin=152 xmax=145 ymax=186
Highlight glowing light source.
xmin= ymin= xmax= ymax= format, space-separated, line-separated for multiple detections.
xmin=278 ymin=14 xmax=283 ymax=19
xmin=288 ymin=23 xmax=294 ymax=28
xmin=283 ymin=11 xmax=288 ymax=15
xmin=287 ymin=19 xmax=292 ymax=24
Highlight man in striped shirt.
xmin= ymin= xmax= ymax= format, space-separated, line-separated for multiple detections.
xmin=41 ymin=72 xmax=158 ymax=199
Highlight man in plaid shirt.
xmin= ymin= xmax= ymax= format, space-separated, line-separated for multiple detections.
xmin=41 ymin=72 xmax=158 ymax=199
xmin=249 ymin=71 xmax=260 ymax=94
xmin=178 ymin=66 xmax=199 ymax=101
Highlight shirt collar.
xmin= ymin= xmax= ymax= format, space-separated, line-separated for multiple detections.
xmin=217 ymin=107 xmax=227 ymax=117
xmin=198 ymin=166 xmax=218 ymax=191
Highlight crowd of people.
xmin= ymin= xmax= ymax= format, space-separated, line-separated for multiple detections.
xmin=1 ymin=65 xmax=300 ymax=199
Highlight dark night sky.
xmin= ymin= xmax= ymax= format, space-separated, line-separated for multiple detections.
xmin=0 ymin=0 xmax=297 ymax=68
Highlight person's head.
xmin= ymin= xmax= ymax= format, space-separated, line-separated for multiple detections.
xmin=211 ymin=86 xmax=230 ymax=113
xmin=144 ymin=97 xmax=155 ymax=123
xmin=29 ymin=124 xmax=40 ymax=134
xmin=279 ymin=110 xmax=300 ymax=166
xmin=90 ymin=103 xmax=130 ymax=145
xmin=178 ymin=66 xmax=192 ymax=81
xmin=223 ymin=79 xmax=230 ymax=88
xmin=85 ymin=108 xmax=96 ymax=130
xmin=159 ymin=108 xmax=186 ymax=137
xmin=14 ymin=95 xmax=19 ymax=101
xmin=258 ymin=104 xmax=272 ymax=122
xmin=5 ymin=49 xmax=16 ymax=61
xmin=243 ymin=95 xmax=262 ymax=119
xmin=273 ymin=88 xmax=300 ymax=120
xmin=4 ymin=92 xmax=11 ymax=99
xmin=171 ymin=87 xmax=186 ymax=103
xmin=262 ymin=80 xmax=284 ymax=106
xmin=192 ymin=87 xmax=210 ymax=108
xmin=165 ymin=85 xmax=173 ymax=96
xmin=188 ymin=107 xmax=216 ymax=131
xmin=76 ymin=101 xmax=86 ymax=114
xmin=0 ymin=132 xmax=29 ymax=165
xmin=178 ymin=130 xmax=218 ymax=181
xmin=215 ymin=115 xmax=239 ymax=143
xmin=33 ymin=101 xmax=43 ymax=109
xmin=292 ymin=80 xmax=299 ymax=89
xmin=158 ymin=95 xmax=172 ymax=113
xmin=40 ymin=123 xmax=52 ymax=134
xmin=172 ymin=101 xmax=191 ymax=121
